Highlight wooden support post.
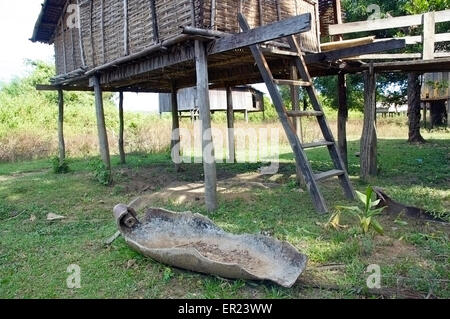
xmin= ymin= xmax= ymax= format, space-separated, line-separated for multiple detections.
xmin=290 ymin=64 xmax=305 ymax=187
xmin=118 ymin=91 xmax=126 ymax=164
xmin=360 ymin=66 xmax=377 ymax=181
xmin=337 ymin=72 xmax=349 ymax=170
xmin=422 ymin=102 xmax=427 ymax=129
xmin=448 ymin=98 xmax=450 ymax=128
xmin=92 ymin=75 xmax=112 ymax=176
xmin=171 ymin=83 xmax=181 ymax=171
xmin=423 ymin=12 xmax=435 ymax=60
xmin=195 ymin=40 xmax=218 ymax=212
xmin=290 ymin=64 xmax=303 ymax=141
xmin=244 ymin=109 xmax=249 ymax=123
xmin=226 ymin=86 xmax=236 ymax=163
xmin=57 ymin=88 xmax=66 ymax=165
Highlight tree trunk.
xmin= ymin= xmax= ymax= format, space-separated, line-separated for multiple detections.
xmin=360 ymin=68 xmax=377 ymax=181
xmin=337 ymin=73 xmax=348 ymax=171
xmin=118 ymin=91 xmax=126 ymax=164
xmin=407 ymin=73 xmax=426 ymax=144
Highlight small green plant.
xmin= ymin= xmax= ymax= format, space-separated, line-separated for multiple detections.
xmin=52 ymin=156 xmax=69 ymax=174
xmin=89 ymin=159 xmax=112 ymax=186
xmin=335 ymin=186 xmax=385 ymax=235
xmin=162 ymin=267 xmax=174 ymax=282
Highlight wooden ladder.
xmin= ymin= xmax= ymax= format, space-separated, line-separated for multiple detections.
xmin=239 ymin=14 xmax=356 ymax=214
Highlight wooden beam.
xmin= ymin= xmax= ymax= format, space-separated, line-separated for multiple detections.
xmin=306 ymin=39 xmax=406 ymax=64
xmin=360 ymin=66 xmax=377 ymax=181
xmin=369 ymin=57 xmax=450 ymax=73
xmin=170 ymin=83 xmax=181 ymax=171
xmin=118 ymin=91 xmax=126 ymax=164
xmin=374 ymin=32 xmax=450 ymax=45
xmin=149 ymin=0 xmax=159 ymax=43
xmin=423 ymin=12 xmax=435 ymax=60
xmin=57 ymin=88 xmax=66 ymax=165
xmin=226 ymin=86 xmax=236 ymax=163
xmin=195 ymin=40 xmax=218 ymax=212
xmin=329 ymin=9 xmax=450 ymax=35
xmin=92 ymin=75 xmax=112 ymax=176
xmin=208 ymin=13 xmax=312 ymax=55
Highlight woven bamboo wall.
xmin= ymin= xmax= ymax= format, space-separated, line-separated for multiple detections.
xmin=54 ymin=0 xmax=84 ymax=75
xmin=55 ymin=0 xmax=321 ymax=75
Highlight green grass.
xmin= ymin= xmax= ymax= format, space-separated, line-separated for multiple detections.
xmin=0 ymin=129 xmax=449 ymax=299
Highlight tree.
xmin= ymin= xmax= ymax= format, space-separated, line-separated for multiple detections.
xmin=407 ymin=73 xmax=426 ymax=143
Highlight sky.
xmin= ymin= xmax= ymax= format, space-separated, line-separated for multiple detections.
xmin=0 ymin=0 xmax=54 ymax=83
xmin=0 ymin=0 xmax=268 ymax=112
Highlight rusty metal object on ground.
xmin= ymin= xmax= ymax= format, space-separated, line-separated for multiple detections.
xmin=113 ymin=204 xmax=307 ymax=288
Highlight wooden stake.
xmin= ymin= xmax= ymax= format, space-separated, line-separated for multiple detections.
xmin=171 ymin=83 xmax=181 ymax=171
xmin=360 ymin=66 xmax=377 ymax=181
xmin=195 ymin=40 xmax=218 ymax=212
xmin=92 ymin=75 xmax=112 ymax=174
xmin=337 ymin=73 xmax=348 ymax=170
xmin=118 ymin=91 xmax=126 ymax=164
xmin=57 ymin=88 xmax=66 ymax=164
xmin=226 ymin=86 xmax=235 ymax=163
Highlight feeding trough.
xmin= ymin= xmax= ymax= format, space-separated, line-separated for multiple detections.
xmin=113 ymin=204 xmax=308 ymax=288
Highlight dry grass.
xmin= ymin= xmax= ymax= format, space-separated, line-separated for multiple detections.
xmin=0 ymin=115 xmax=415 ymax=163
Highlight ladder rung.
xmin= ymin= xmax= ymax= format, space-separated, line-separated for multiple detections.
xmin=302 ymin=140 xmax=334 ymax=149
xmin=261 ymin=47 xmax=301 ymax=57
xmin=274 ymin=79 xmax=311 ymax=87
xmin=286 ymin=110 xmax=324 ymax=117
xmin=315 ymin=170 xmax=345 ymax=182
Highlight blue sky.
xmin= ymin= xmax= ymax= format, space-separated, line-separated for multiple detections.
xmin=0 ymin=0 xmax=54 ymax=83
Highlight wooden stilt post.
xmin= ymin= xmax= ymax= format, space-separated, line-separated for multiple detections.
xmin=448 ymin=98 xmax=450 ymax=128
xmin=92 ymin=75 xmax=112 ymax=178
xmin=337 ymin=72 xmax=349 ymax=170
xmin=57 ymin=88 xmax=66 ymax=165
xmin=422 ymin=102 xmax=427 ymax=129
xmin=118 ymin=91 xmax=126 ymax=164
xmin=226 ymin=86 xmax=236 ymax=163
xmin=290 ymin=64 xmax=303 ymax=141
xmin=171 ymin=82 xmax=181 ymax=171
xmin=244 ymin=109 xmax=249 ymax=123
xmin=360 ymin=65 xmax=377 ymax=181
xmin=195 ymin=40 xmax=218 ymax=212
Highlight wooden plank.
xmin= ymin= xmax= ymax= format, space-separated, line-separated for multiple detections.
xmin=118 ymin=91 xmax=126 ymax=164
xmin=423 ymin=12 xmax=435 ymax=60
xmin=195 ymin=40 xmax=218 ymax=212
xmin=92 ymin=75 xmax=112 ymax=175
xmin=57 ymin=88 xmax=66 ymax=165
xmin=274 ymin=79 xmax=311 ymax=87
xmin=305 ymin=39 xmax=406 ymax=64
xmin=210 ymin=0 xmax=216 ymax=29
xmin=370 ymin=57 xmax=450 ymax=72
xmin=238 ymin=14 xmax=329 ymax=214
xmin=76 ymin=0 xmax=86 ymax=67
xmin=287 ymin=110 xmax=323 ymax=117
xmin=208 ymin=13 xmax=312 ymax=55
xmin=302 ymin=140 xmax=334 ymax=149
xmin=360 ymin=66 xmax=377 ymax=181
xmin=374 ymin=32 xmax=450 ymax=45
xmin=329 ymin=9 xmax=450 ymax=35
xmin=226 ymin=86 xmax=236 ymax=163
xmin=315 ymin=170 xmax=344 ymax=182
xmin=100 ymin=0 xmax=106 ymax=64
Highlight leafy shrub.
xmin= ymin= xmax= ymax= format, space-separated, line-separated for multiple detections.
xmin=89 ymin=159 xmax=112 ymax=186
xmin=52 ymin=156 xmax=70 ymax=174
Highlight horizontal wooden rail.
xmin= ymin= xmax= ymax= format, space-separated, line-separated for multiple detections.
xmin=328 ymin=9 xmax=450 ymax=36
